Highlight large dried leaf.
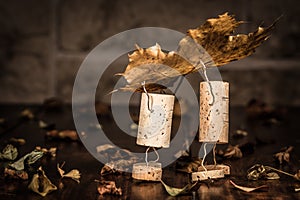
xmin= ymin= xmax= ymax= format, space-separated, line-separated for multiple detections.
xmin=187 ymin=13 xmax=274 ymax=67
xmin=161 ymin=180 xmax=198 ymax=196
xmin=247 ymin=164 xmax=280 ymax=180
xmin=57 ymin=162 xmax=81 ymax=183
xmin=118 ymin=13 xmax=274 ymax=92
xmin=4 ymin=167 xmax=28 ymax=180
xmin=230 ymin=180 xmax=268 ymax=192
xmin=274 ymin=146 xmax=293 ymax=164
xmin=28 ymin=167 xmax=57 ymax=197
xmin=0 ymin=144 xmax=18 ymax=160
xmin=9 ymin=149 xmax=43 ymax=171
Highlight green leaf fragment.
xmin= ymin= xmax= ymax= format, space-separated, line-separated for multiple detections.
xmin=0 ymin=144 xmax=18 ymax=160
xmin=161 ymin=180 xmax=198 ymax=197
xmin=9 ymin=149 xmax=43 ymax=171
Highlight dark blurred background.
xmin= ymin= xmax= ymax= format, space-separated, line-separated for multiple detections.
xmin=0 ymin=0 xmax=299 ymax=106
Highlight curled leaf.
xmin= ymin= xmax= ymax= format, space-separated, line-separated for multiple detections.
xmin=28 ymin=167 xmax=57 ymax=197
xmin=20 ymin=109 xmax=34 ymax=120
xmin=96 ymin=180 xmax=122 ymax=196
xmin=274 ymin=146 xmax=293 ymax=164
xmin=0 ymin=144 xmax=18 ymax=160
xmin=46 ymin=130 xmax=78 ymax=141
xmin=230 ymin=180 xmax=268 ymax=192
xmin=247 ymin=164 xmax=267 ymax=180
xmin=4 ymin=167 xmax=28 ymax=180
xmin=161 ymin=180 xmax=198 ymax=197
xmin=57 ymin=162 xmax=81 ymax=183
xmin=36 ymin=146 xmax=57 ymax=157
xmin=9 ymin=149 xmax=43 ymax=171
xmin=222 ymin=145 xmax=243 ymax=159
xmin=9 ymin=138 xmax=26 ymax=146
xmin=266 ymin=172 xmax=280 ymax=180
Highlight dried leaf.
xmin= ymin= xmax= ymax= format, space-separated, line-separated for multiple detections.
xmin=247 ymin=164 xmax=267 ymax=180
xmin=9 ymin=138 xmax=26 ymax=146
xmin=222 ymin=145 xmax=243 ymax=159
xmin=96 ymin=180 xmax=122 ymax=196
xmin=28 ymin=167 xmax=57 ymax=197
xmin=46 ymin=130 xmax=78 ymax=141
xmin=176 ymin=158 xmax=202 ymax=173
xmin=274 ymin=146 xmax=293 ymax=164
xmin=161 ymin=180 xmax=198 ymax=197
xmin=36 ymin=146 xmax=57 ymax=157
xmin=57 ymin=162 xmax=81 ymax=183
xmin=0 ymin=144 xmax=18 ymax=160
xmin=266 ymin=172 xmax=280 ymax=180
xmin=20 ymin=109 xmax=34 ymax=120
xmin=118 ymin=13 xmax=274 ymax=92
xmin=4 ymin=167 xmax=28 ymax=180
xmin=9 ymin=149 xmax=43 ymax=171
xmin=230 ymin=180 xmax=268 ymax=192
xmin=294 ymin=170 xmax=300 ymax=180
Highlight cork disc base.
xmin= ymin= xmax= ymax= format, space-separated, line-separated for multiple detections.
xmin=132 ymin=162 xmax=162 ymax=181
xmin=191 ymin=165 xmax=230 ymax=181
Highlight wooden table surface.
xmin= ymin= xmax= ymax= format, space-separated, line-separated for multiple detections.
xmin=0 ymin=104 xmax=299 ymax=200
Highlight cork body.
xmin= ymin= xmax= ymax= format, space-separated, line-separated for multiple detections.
xmin=137 ymin=93 xmax=175 ymax=148
xmin=199 ymin=81 xmax=229 ymax=144
xmin=132 ymin=162 xmax=162 ymax=181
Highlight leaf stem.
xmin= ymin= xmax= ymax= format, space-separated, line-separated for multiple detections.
xmin=265 ymin=166 xmax=296 ymax=179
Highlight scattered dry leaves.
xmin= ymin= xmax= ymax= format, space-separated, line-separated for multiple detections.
xmin=57 ymin=162 xmax=81 ymax=183
xmin=96 ymin=180 xmax=122 ymax=196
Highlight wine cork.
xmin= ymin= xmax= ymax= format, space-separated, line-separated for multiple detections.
xmin=199 ymin=81 xmax=229 ymax=144
xmin=132 ymin=162 xmax=162 ymax=181
xmin=197 ymin=164 xmax=230 ymax=175
xmin=137 ymin=93 xmax=175 ymax=148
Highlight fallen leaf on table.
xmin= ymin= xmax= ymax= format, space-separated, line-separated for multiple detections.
xmin=95 ymin=180 xmax=122 ymax=196
xmin=161 ymin=180 xmax=199 ymax=197
xmin=20 ymin=109 xmax=34 ymax=120
xmin=4 ymin=167 xmax=28 ymax=180
xmin=274 ymin=146 xmax=293 ymax=164
xmin=57 ymin=162 xmax=81 ymax=183
xmin=36 ymin=146 xmax=57 ymax=157
xmin=294 ymin=170 xmax=300 ymax=180
xmin=28 ymin=166 xmax=57 ymax=197
xmin=176 ymin=157 xmax=202 ymax=173
xmin=222 ymin=145 xmax=243 ymax=159
xmin=0 ymin=144 xmax=18 ymax=160
xmin=9 ymin=138 xmax=26 ymax=146
xmin=247 ymin=164 xmax=267 ymax=180
xmin=9 ymin=149 xmax=44 ymax=171
xmin=229 ymin=180 xmax=268 ymax=192
xmin=46 ymin=130 xmax=78 ymax=141
xmin=265 ymin=172 xmax=280 ymax=180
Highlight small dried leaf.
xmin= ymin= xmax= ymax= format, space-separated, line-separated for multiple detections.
xmin=46 ymin=130 xmax=78 ymax=141
xmin=4 ymin=167 xmax=28 ymax=180
xmin=0 ymin=144 xmax=18 ymax=160
xmin=230 ymin=180 xmax=268 ymax=192
xmin=100 ymin=163 xmax=115 ymax=176
xmin=161 ymin=180 xmax=198 ymax=197
xmin=36 ymin=146 xmax=57 ymax=157
xmin=9 ymin=149 xmax=43 ymax=171
xmin=28 ymin=167 xmax=57 ymax=197
xmin=247 ymin=164 xmax=267 ymax=180
xmin=294 ymin=170 xmax=300 ymax=180
xmin=9 ymin=138 xmax=26 ymax=146
xmin=20 ymin=109 xmax=34 ymax=120
xmin=57 ymin=162 xmax=81 ymax=183
xmin=266 ymin=172 xmax=280 ymax=180
xmin=274 ymin=146 xmax=293 ymax=164
xmin=96 ymin=180 xmax=122 ymax=196
xmin=223 ymin=145 xmax=243 ymax=159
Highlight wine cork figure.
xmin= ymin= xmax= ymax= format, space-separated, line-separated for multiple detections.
xmin=137 ymin=93 xmax=175 ymax=148
xmin=199 ymin=81 xmax=229 ymax=143
xmin=192 ymin=81 xmax=230 ymax=181
xmin=133 ymin=92 xmax=175 ymax=181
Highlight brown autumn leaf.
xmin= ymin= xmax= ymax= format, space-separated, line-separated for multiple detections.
xmin=161 ymin=180 xmax=199 ymax=197
xmin=96 ymin=180 xmax=122 ymax=196
xmin=118 ymin=13 xmax=274 ymax=92
xmin=222 ymin=144 xmax=243 ymax=159
xmin=274 ymin=146 xmax=293 ymax=164
xmin=0 ymin=144 xmax=18 ymax=160
xmin=4 ymin=167 xmax=28 ymax=180
xmin=57 ymin=162 xmax=81 ymax=183
xmin=28 ymin=167 xmax=57 ymax=197
xmin=230 ymin=180 xmax=268 ymax=192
